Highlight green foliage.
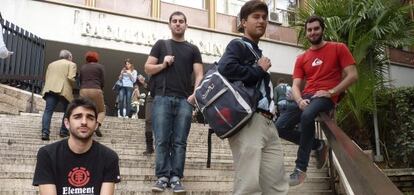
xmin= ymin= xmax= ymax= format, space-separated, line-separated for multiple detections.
xmin=377 ymin=87 xmax=414 ymax=167
xmin=294 ymin=0 xmax=414 ymax=149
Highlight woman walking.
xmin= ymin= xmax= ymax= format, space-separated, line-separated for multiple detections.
xmin=118 ymin=58 xmax=137 ymax=118
xmin=79 ymin=51 xmax=105 ymax=136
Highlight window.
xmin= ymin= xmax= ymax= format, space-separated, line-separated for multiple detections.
xmin=267 ymin=0 xmax=298 ymax=26
xmin=95 ymin=0 xmax=151 ymax=17
xmin=54 ymin=0 xmax=85 ymax=5
xmin=162 ymin=0 xmax=204 ymax=9
xmin=217 ymin=0 xmax=249 ymax=16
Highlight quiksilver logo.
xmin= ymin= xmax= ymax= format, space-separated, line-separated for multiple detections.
xmin=312 ymin=58 xmax=323 ymax=66
xmin=202 ymin=84 xmax=214 ymax=99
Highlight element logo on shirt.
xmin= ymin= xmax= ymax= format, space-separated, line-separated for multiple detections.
xmin=68 ymin=167 xmax=90 ymax=187
xmin=311 ymin=58 xmax=323 ymax=66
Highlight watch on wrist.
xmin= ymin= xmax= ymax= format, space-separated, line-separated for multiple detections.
xmin=328 ymin=89 xmax=335 ymax=95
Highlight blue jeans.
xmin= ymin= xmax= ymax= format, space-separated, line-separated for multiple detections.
xmin=118 ymin=86 xmax=133 ymax=117
xmin=152 ymin=96 xmax=193 ymax=179
xmin=41 ymin=92 xmax=69 ymax=136
xmin=277 ymin=100 xmax=297 ymax=115
xmin=275 ymin=95 xmax=334 ymax=172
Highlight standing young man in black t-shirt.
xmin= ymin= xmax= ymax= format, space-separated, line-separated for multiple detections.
xmin=144 ymin=11 xmax=203 ymax=193
xmin=33 ymin=98 xmax=121 ymax=195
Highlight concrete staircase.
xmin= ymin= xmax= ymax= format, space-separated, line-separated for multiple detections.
xmin=0 ymin=112 xmax=333 ymax=195
xmin=0 ymin=84 xmax=45 ymax=115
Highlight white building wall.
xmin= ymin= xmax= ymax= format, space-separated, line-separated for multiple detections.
xmin=1 ymin=0 xmax=303 ymax=75
xmin=389 ymin=64 xmax=414 ymax=87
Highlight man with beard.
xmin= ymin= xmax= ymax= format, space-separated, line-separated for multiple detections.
xmin=276 ymin=15 xmax=358 ymax=187
xmin=144 ymin=11 xmax=203 ymax=193
xmin=33 ymin=98 xmax=121 ymax=195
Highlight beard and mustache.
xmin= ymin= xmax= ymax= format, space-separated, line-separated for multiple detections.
xmin=308 ymin=33 xmax=323 ymax=45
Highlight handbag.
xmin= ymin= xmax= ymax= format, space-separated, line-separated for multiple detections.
xmin=195 ymin=67 xmax=258 ymax=139
xmin=112 ymin=79 xmax=123 ymax=92
xmin=194 ymin=39 xmax=260 ymax=139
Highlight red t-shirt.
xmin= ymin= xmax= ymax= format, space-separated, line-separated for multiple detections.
xmin=293 ymin=42 xmax=355 ymax=103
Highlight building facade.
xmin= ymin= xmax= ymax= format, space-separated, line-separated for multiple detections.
xmin=1 ymin=0 xmax=413 ymax=112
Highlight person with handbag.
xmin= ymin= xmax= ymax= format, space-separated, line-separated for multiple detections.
xmin=117 ymin=58 xmax=137 ymax=118
xmin=79 ymin=51 xmax=105 ymax=137
xmin=217 ymin=1 xmax=288 ymax=194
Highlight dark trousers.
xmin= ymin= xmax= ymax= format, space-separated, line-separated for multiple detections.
xmin=145 ymin=95 xmax=154 ymax=147
xmin=41 ymin=92 xmax=69 ymax=136
xmin=275 ymin=95 xmax=334 ymax=172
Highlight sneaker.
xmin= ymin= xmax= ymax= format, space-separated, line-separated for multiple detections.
xmin=41 ymin=133 xmax=50 ymax=141
xmin=142 ymin=147 xmax=154 ymax=156
xmin=170 ymin=178 xmax=186 ymax=193
xmin=289 ymin=168 xmax=307 ymax=187
xmin=151 ymin=177 xmax=169 ymax=192
xmin=315 ymin=140 xmax=329 ymax=169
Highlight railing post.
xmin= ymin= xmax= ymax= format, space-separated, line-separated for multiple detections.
xmin=328 ymin=148 xmax=337 ymax=194
xmin=30 ymin=79 xmax=34 ymax=113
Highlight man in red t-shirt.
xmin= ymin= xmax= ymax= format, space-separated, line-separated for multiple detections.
xmin=275 ymin=15 xmax=358 ymax=187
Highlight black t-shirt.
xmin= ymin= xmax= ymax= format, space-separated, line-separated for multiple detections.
xmin=149 ymin=39 xmax=202 ymax=98
xmin=33 ymin=139 xmax=121 ymax=195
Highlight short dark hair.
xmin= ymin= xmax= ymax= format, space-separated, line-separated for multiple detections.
xmin=65 ymin=98 xmax=98 ymax=120
xmin=238 ymin=0 xmax=268 ymax=33
xmin=305 ymin=15 xmax=325 ymax=31
xmin=169 ymin=11 xmax=187 ymax=23
xmin=278 ymin=78 xmax=286 ymax=84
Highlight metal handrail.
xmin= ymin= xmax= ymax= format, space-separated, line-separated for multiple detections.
xmin=319 ymin=113 xmax=402 ymax=195
xmin=1 ymin=16 xmax=45 ymax=112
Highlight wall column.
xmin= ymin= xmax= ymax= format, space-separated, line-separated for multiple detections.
xmin=206 ymin=0 xmax=216 ymax=29
xmin=85 ymin=0 xmax=96 ymax=7
xmin=151 ymin=0 xmax=161 ymax=19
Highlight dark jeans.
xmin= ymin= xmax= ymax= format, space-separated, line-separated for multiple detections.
xmin=152 ymin=96 xmax=193 ymax=179
xmin=118 ymin=86 xmax=133 ymax=117
xmin=275 ymin=95 xmax=334 ymax=172
xmin=41 ymin=92 xmax=69 ymax=136
xmin=144 ymin=95 xmax=154 ymax=146
xmin=277 ymin=100 xmax=297 ymax=116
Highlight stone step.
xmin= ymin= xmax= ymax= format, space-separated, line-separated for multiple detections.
xmin=0 ymin=125 xmax=232 ymax=146
xmin=0 ymin=111 xmax=333 ymax=194
xmin=0 ymin=138 xmax=301 ymax=156
xmin=0 ymin=190 xmax=334 ymax=195
xmin=0 ymin=113 xmax=302 ymax=144
xmin=0 ymin=102 xmax=20 ymax=115
xmin=0 ymin=136 xmax=302 ymax=158
xmin=0 ymin=150 xmax=325 ymax=171
xmin=0 ymin=177 xmax=332 ymax=192
xmin=0 ymin=143 xmax=234 ymax=160
xmin=0 ymin=157 xmax=234 ymax=172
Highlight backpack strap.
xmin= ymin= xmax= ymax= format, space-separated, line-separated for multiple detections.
xmin=235 ymin=38 xmax=260 ymax=61
xmin=161 ymin=39 xmax=173 ymax=96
